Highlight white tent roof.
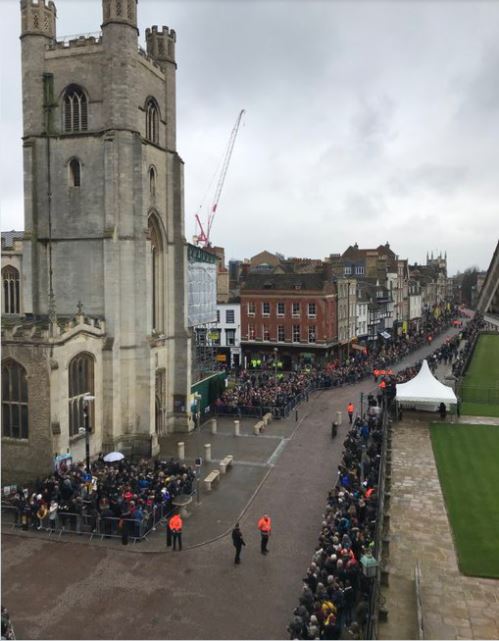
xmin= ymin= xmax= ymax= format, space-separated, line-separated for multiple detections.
xmin=396 ymin=359 xmax=457 ymax=406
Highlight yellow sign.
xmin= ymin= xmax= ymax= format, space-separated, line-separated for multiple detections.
xmin=215 ymin=354 xmax=227 ymax=362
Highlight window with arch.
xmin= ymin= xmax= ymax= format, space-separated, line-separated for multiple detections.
xmin=68 ymin=353 xmax=94 ymax=437
xmin=2 ymin=359 xmax=29 ymax=439
xmin=2 ymin=266 xmax=20 ymax=314
xmin=69 ymin=158 xmax=81 ymax=187
xmin=149 ymin=214 xmax=164 ymax=332
xmin=63 ymin=85 xmax=88 ymax=133
xmin=149 ymin=166 xmax=157 ymax=198
xmin=145 ymin=98 xmax=159 ymax=144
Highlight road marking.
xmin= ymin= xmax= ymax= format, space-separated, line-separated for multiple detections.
xmin=267 ymin=438 xmax=288 ymax=465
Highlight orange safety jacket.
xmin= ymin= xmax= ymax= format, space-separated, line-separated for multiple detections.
xmin=347 ymin=403 xmax=354 ymax=414
xmin=258 ymin=516 xmax=272 ymax=534
xmin=169 ymin=514 xmax=183 ymax=532
xmin=379 ymin=380 xmax=386 ymax=389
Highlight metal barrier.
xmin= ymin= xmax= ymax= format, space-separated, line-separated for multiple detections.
xmin=1 ymin=501 xmax=174 ymax=545
xmin=1 ymin=504 xmax=20 ymax=528
xmin=366 ymin=397 xmax=390 ymax=639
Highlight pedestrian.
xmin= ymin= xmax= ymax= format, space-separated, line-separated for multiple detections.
xmin=232 ymin=522 xmax=246 ymax=564
xmin=48 ymin=499 xmax=58 ymax=532
xmin=258 ymin=513 xmax=272 ymax=555
xmin=169 ymin=512 xmax=183 ymax=551
xmin=347 ymin=402 xmax=354 ymax=425
xmin=439 ymin=402 xmax=447 ymax=420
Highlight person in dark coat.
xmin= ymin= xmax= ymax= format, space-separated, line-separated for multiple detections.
xmin=232 ymin=522 xmax=246 ymax=564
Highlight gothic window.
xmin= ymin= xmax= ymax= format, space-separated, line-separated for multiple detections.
xmin=2 ymin=360 xmax=28 ymax=439
xmin=69 ymin=158 xmax=81 ymax=187
xmin=149 ymin=214 xmax=164 ymax=332
xmin=63 ymin=85 xmax=88 ymax=133
xmin=2 ymin=266 xmax=20 ymax=315
xmin=68 ymin=353 xmax=94 ymax=437
xmin=145 ymin=98 xmax=159 ymax=144
xmin=149 ymin=166 xmax=156 ymax=198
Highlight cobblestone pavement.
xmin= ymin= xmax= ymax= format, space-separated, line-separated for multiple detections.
xmin=2 ymin=326 xmax=465 ymax=640
xmin=378 ymin=416 xmax=499 ymax=640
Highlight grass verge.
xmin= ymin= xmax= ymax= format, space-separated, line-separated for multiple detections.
xmin=431 ymin=423 xmax=499 ymax=578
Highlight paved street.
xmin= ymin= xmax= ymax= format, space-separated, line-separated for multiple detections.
xmin=1 ymin=327 xmax=462 ymax=640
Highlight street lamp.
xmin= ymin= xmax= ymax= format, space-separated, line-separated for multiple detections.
xmin=360 ymin=549 xmax=379 ymax=579
xmin=273 ymin=346 xmax=278 ymax=382
xmin=82 ymin=394 xmax=95 ymax=473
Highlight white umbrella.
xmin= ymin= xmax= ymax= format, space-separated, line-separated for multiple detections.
xmin=103 ymin=451 xmax=125 ymax=463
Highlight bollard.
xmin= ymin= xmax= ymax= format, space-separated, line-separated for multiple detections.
xmin=204 ymin=443 xmax=212 ymax=462
xmin=336 ymin=410 xmax=342 ymax=426
xmin=234 ymin=420 xmax=240 ymax=436
xmin=210 ymin=418 xmax=217 ymax=434
xmin=295 ymin=410 xmax=298 ymax=422
xmin=177 ymin=441 xmax=185 ymax=461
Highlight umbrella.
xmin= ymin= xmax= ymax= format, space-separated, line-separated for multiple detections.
xmin=103 ymin=451 xmax=125 ymax=463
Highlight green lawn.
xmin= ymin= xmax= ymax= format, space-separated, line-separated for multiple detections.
xmin=461 ymin=334 xmax=499 ymax=417
xmin=431 ymin=424 xmax=499 ymax=578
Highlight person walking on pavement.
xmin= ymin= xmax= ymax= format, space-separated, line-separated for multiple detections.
xmin=232 ymin=522 xmax=246 ymax=564
xmin=258 ymin=514 xmax=272 ymax=555
xmin=347 ymin=402 xmax=354 ymax=425
xmin=169 ymin=512 xmax=183 ymax=551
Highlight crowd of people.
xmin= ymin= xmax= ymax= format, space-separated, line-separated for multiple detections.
xmin=288 ymin=402 xmax=384 ymax=640
xmin=216 ymin=310 xmax=463 ymax=413
xmin=4 ymin=457 xmax=196 ymax=544
xmin=216 ymin=370 xmax=315 ymax=409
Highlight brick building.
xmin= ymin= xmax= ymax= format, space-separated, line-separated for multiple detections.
xmin=240 ymin=270 xmax=337 ymax=369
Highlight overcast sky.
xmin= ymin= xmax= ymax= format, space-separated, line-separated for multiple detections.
xmin=1 ymin=0 xmax=498 ymax=275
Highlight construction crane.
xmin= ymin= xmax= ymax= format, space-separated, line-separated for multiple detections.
xmin=194 ymin=109 xmax=245 ymax=247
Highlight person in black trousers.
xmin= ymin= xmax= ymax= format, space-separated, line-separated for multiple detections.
xmin=232 ymin=522 xmax=246 ymax=564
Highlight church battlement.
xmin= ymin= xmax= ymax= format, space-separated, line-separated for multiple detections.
xmin=137 ymin=46 xmax=163 ymax=72
xmin=21 ymin=0 xmax=57 ymax=39
xmin=48 ymin=33 xmax=103 ymax=51
xmin=145 ymin=25 xmax=176 ymax=66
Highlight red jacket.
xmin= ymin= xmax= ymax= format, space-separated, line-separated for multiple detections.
xmin=258 ymin=516 xmax=272 ymax=533
xmin=169 ymin=514 xmax=183 ymax=532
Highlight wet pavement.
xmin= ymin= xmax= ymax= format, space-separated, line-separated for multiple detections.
xmin=378 ymin=416 xmax=499 ymax=641
xmin=1 ymin=324 xmax=469 ymax=640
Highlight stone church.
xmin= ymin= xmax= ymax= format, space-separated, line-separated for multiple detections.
xmin=1 ymin=0 xmax=192 ymax=483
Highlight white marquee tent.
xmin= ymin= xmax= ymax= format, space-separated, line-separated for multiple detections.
xmin=395 ymin=359 xmax=457 ymax=411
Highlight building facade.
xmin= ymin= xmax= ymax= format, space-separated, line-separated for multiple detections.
xmin=2 ymin=0 xmax=191 ymax=482
xmin=240 ymin=270 xmax=337 ymax=369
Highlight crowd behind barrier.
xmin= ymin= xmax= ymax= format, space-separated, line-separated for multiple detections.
xmin=215 ymin=308 xmax=463 ymax=417
xmin=288 ymin=397 xmax=385 ymax=641
xmin=1 ymin=457 xmax=197 ymax=544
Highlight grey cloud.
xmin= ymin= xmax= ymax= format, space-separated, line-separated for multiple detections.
xmin=350 ymin=94 xmax=397 ymax=159
xmin=390 ymin=164 xmax=469 ymax=198
xmin=453 ymin=41 xmax=499 ymax=124
xmin=343 ymin=191 xmax=387 ymax=221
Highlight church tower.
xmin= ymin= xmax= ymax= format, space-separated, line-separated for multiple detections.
xmin=15 ymin=0 xmax=191 ymax=469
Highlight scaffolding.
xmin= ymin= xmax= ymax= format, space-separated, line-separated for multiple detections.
xmin=187 ymin=243 xmax=218 ymax=383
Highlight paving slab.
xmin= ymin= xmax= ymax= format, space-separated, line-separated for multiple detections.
xmin=378 ymin=417 xmax=499 ymax=640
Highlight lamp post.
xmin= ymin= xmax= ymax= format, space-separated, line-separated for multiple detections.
xmin=273 ymin=346 xmax=278 ymax=382
xmin=83 ymin=394 xmax=95 ymax=473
